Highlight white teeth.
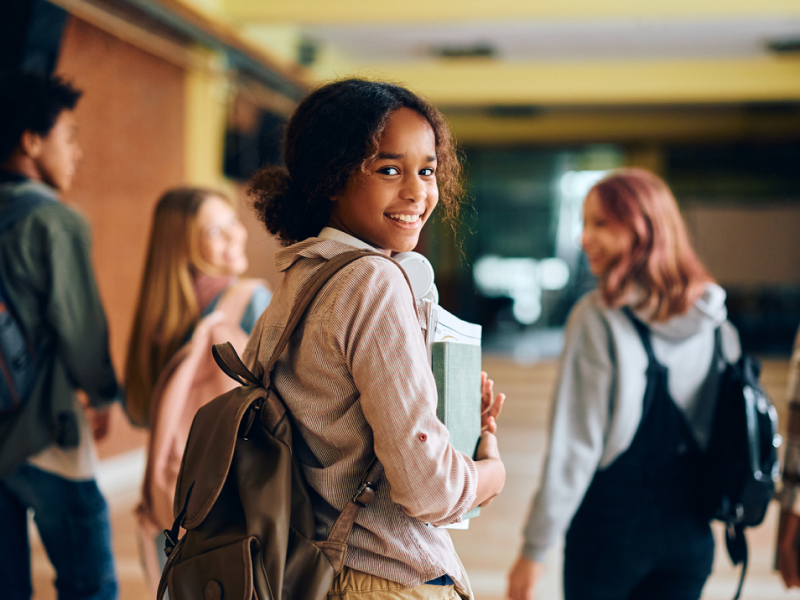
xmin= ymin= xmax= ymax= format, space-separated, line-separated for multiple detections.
xmin=388 ymin=214 xmax=420 ymax=223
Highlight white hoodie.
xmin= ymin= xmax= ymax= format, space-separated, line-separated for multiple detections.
xmin=521 ymin=283 xmax=740 ymax=562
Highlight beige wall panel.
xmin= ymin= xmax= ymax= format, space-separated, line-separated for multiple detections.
xmin=56 ymin=16 xmax=186 ymax=457
xmin=684 ymin=205 xmax=800 ymax=286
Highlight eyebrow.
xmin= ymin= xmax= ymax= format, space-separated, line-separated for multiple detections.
xmin=376 ymin=152 xmax=437 ymax=162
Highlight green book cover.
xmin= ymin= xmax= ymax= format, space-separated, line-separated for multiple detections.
xmin=432 ymin=341 xmax=482 ymax=520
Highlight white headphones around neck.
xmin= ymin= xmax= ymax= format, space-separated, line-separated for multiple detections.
xmin=392 ymin=252 xmax=439 ymax=304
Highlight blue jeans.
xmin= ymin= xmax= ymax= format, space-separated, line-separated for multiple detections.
xmin=0 ymin=464 xmax=118 ymax=600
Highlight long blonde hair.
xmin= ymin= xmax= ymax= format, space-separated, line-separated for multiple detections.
xmin=124 ymin=187 xmax=226 ymax=427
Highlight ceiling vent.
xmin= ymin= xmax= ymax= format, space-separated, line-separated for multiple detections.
xmin=766 ymin=38 xmax=800 ymax=54
xmin=432 ymin=43 xmax=495 ymax=59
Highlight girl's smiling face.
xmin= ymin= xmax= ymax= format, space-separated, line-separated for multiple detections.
xmin=327 ymin=107 xmax=439 ymax=255
xmin=581 ymin=190 xmax=631 ymax=277
xmin=194 ymin=195 xmax=249 ymax=276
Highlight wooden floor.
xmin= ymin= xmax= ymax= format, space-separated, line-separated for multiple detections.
xmin=30 ymin=355 xmax=793 ymax=600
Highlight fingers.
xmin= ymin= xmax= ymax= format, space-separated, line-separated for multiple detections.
xmin=481 ymin=416 xmax=496 ymax=434
xmin=481 ymin=372 xmax=493 ymax=408
xmin=489 ymin=393 xmax=505 ymax=419
xmin=481 ymin=393 xmax=505 ymax=433
xmin=481 ymin=372 xmax=505 ymax=433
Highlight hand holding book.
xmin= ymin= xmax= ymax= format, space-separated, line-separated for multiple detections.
xmin=481 ymin=371 xmax=505 ymax=434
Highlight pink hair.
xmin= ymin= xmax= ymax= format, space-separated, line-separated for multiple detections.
xmin=590 ymin=168 xmax=712 ymax=321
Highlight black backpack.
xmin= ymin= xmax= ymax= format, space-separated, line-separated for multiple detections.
xmin=703 ymin=327 xmax=781 ymax=600
xmin=0 ymin=192 xmax=52 ymax=414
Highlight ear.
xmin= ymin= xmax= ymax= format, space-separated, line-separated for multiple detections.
xmin=19 ymin=130 xmax=43 ymax=159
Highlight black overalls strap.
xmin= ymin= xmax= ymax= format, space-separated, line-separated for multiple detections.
xmin=562 ymin=306 xmax=714 ymax=600
xmin=622 ymin=306 xmax=664 ymax=427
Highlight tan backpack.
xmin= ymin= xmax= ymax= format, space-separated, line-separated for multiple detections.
xmin=157 ymin=250 xmax=411 ymax=600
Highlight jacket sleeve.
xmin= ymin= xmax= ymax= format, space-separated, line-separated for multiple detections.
xmin=42 ymin=207 xmax=120 ymax=408
xmin=328 ymin=258 xmax=477 ymax=526
xmin=521 ymin=298 xmax=614 ymax=562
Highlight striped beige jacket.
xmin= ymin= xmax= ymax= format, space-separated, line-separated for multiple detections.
xmin=243 ymin=236 xmax=477 ymax=589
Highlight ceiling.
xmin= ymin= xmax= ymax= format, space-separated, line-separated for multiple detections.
xmin=173 ymin=0 xmax=800 ymax=142
xmin=300 ymin=17 xmax=800 ymax=63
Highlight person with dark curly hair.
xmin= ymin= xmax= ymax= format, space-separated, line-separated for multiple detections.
xmin=243 ymin=79 xmax=506 ymax=600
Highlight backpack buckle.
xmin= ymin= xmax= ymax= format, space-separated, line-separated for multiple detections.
xmin=353 ymin=481 xmax=377 ymax=508
xmin=163 ymin=529 xmax=178 ymax=557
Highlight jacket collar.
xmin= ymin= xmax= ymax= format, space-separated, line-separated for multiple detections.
xmin=274 ymin=237 xmax=375 ymax=273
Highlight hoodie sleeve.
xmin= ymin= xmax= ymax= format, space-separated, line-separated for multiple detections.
xmin=521 ymin=296 xmax=615 ymax=562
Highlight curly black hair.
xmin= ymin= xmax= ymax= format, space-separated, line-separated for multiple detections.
xmin=249 ymin=78 xmax=463 ymax=246
xmin=0 ymin=70 xmax=82 ymax=163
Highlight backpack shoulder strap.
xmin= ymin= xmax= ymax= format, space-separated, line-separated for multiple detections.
xmin=261 ymin=249 xmax=412 ymax=381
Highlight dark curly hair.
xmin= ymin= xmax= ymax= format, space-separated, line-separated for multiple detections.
xmin=0 ymin=70 xmax=82 ymax=163
xmin=249 ymin=78 xmax=464 ymax=245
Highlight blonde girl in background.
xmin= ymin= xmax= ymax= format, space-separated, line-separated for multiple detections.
xmin=124 ymin=187 xmax=271 ymax=593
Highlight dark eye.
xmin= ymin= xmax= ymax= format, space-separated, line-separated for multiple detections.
xmin=379 ymin=167 xmax=399 ymax=175
xmin=420 ymin=168 xmax=435 ymax=176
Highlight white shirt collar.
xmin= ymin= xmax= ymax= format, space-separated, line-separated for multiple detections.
xmin=318 ymin=227 xmax=375 ymax=251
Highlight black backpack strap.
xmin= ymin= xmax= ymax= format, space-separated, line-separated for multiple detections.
xmin=726 ymin=522 xmax=747 ymax=600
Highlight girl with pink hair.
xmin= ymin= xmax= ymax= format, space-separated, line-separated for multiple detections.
xmin=508 ymin=168 xmax=740 ymax=600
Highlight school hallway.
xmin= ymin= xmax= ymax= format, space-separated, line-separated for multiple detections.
xmin=28 ymin=354 xmax=792 ymax=600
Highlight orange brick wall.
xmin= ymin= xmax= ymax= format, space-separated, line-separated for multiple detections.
xmin=56 ymin=16 xmax=186 ymax=458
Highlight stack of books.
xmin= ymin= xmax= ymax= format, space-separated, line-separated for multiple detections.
xmin=422 ymin=300 xmax=483 ymax=528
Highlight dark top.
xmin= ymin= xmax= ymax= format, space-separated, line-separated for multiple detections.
xmin=0 ymin=172 xmax=120 ymax=474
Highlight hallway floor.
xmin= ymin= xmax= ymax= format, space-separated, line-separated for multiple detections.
xmin=29 ymin=356 xmax=793 ymax=599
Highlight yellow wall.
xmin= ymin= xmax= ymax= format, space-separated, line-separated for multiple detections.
xmin=184 ymin=46 xmax=229 ymax=188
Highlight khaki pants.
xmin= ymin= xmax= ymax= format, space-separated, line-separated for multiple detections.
xmin=328 ymin=567 xmax=471 ymax=600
